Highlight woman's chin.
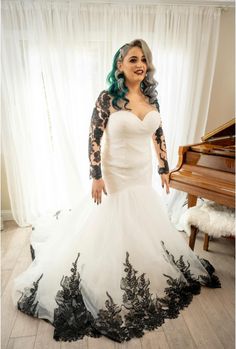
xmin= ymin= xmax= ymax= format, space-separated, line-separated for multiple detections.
xmin=128 ymin=75 xmax=145 ymax=84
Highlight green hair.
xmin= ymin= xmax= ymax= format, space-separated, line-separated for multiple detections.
xmin=106 ymin=39 xmax=160 ymax=112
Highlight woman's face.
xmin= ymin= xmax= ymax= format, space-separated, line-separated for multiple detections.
xmin=117 ymin=46 xmax=147 ymax=85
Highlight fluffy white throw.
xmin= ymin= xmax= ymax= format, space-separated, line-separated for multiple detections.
xmin=180 ymin=200 xmax=235 ymax=237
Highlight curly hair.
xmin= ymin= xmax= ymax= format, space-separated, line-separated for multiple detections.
xmin=106 ymin=39 xmax=160 ymax=112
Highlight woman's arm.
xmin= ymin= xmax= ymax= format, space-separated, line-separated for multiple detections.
xmin=152 ymin=118 xmax=169 ymax=174
xmin=88 ymin=90 xmax=111 ymax=204
xmin=88 ymin=90 xmax=111 ymax=180
xmin=152 ymin=118 xmax=170 ymax=193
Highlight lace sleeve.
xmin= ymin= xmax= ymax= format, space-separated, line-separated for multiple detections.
xmin=88 ymin=90 xmax=111 ymax=180
xmin=152 ymin=118 xmax=169 ymax=175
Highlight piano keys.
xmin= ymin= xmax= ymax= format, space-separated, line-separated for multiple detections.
xmin=169 ymin=118 xmax=235 ymax=250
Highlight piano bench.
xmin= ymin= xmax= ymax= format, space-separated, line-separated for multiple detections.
xmin=180 ymin=200 xmax=235 ymax=251
xmin=203 ymin=233 xmax=235 ymax=251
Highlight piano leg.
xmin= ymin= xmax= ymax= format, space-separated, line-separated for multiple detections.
xmin=188 ymin=193 xmax=197 ymax=208
xmin=188 ymin=194 xmax=198 ymax=250
xmin=189 ymin=226 xmax=198 ymax=250
xmin=203 ymin=234 xmax=210 ymax=251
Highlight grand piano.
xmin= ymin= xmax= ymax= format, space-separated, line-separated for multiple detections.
xmin=169 ymin=118 xmax=235 ymax=250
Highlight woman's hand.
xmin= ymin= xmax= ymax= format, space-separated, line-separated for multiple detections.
xmin=160 ymin=173 xmax=170 ymax=194
xmin=92 ymin=178 xmax=108 ymax=204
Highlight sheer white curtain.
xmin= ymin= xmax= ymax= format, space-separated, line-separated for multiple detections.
xmin=2 ymin=1 xmax=221 ymax=227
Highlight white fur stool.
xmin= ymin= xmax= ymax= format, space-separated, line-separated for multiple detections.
xmin=180 ymin=200 xmax=235 ymax=251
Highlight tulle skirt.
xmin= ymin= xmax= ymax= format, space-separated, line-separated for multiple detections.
xmin=12 ymin=183 xmax=221 ymax=343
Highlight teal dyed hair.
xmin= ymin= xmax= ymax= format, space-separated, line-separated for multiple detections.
xmin=106 ymin=39 xmax=160 ymax=112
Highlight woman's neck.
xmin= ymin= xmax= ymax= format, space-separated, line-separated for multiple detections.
xmin=125 ymin=82 xmax=143 ymax=97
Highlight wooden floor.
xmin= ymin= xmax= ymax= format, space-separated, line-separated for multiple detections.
xmin=1 ymin=220 xmax=235 ymax=349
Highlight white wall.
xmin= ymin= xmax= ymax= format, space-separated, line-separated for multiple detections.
xmin=206 ymin=6 xmax=235 ymax=132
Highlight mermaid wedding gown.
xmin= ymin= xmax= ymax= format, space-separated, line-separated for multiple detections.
xmin=12 ymin=90 xmax=221 ymax=343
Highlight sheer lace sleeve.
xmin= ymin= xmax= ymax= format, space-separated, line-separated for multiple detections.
xmin=152 ymin=118 xmax=169 ymax=175
xmin=88 ymin=90 xmax=111 ymax=180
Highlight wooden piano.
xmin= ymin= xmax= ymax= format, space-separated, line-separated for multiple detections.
xmin=169 ymin=118 xmax=235 ymax=250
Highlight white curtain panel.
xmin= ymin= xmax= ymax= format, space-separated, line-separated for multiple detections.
xmin=2 ymin=1 xmax=221 ymax=227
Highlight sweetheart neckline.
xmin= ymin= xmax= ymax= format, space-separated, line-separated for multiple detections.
xmin=110 ymin=109 xmax=159 ymax=122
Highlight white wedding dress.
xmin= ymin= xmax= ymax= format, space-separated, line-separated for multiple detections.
xmin=12 ymin=91 xmax=221 ymax=343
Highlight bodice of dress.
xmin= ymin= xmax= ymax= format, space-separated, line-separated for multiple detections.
xmin=88 ymin=90 xmax=169 ymax=181
xmin=102 ymin=110 xmax=160 ymax=169
xmin=101 ymin=110 xmax=161 ymax=193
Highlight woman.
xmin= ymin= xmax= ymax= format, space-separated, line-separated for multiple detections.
xmin=89 ymin=40 xmax=170 ymax=204
xmin=13 ymin=39 xmax=220 ymax=344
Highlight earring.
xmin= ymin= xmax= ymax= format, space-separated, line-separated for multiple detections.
xmin=145 ymin=71 xmax=150 ymax=81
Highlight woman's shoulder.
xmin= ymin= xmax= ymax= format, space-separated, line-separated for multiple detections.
xmin=97 ymin=89 xmax=112 ymax=99
xmin=94 ymin=90 xmax=114 ymax=115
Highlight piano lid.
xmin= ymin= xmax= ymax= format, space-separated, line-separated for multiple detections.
xmin=201 ymin=118 xmax=235 ymax=142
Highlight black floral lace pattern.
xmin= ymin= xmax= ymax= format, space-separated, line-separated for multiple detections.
xmin=160 ymin=241 xmax=221 ymax=289
xmin=88 ymin=90 xmax=111 ymax=180
xmin=17 ymin=273 xmax=43 ymax=316
xmin=93 ymin=252 xmax=166 ymax=342
xmin=152 ymin=120 xmax=169 ymax=175
xmin=30 ymin=244 xmax=35 ymax=261
xmin=17 ymin=241 xmax=221 ymax=343
xmin=53 ymin=253 xmax=100 ymax=341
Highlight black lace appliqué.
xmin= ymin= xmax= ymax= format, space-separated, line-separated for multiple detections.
xmin=196 ymin=257 xmax=222 ymax=288
xmin=88 ymin=90 xmax=111 ymax=180
xmin=53 ymin=253 xmax=100 ymax=341
xmin=17 ymin=242 xmax=221 ymax=343
xmin=160 ymin=240 xmax=221 ymax=289
xmin=94 ymin=252 xmax=166 ymax=342
xmin=30 ymin=244 xmax=35 ymax=261
xmin=152 ymin=120 xmax=169 ymax=175
xmin=120 ymin=252 xmax=165 ymax=339
xmin=17 ymin=273 xmax=43 ymax=316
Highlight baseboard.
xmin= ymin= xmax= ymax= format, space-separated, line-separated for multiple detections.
xmin=1 ymin=210 xmax=14 ymax=230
